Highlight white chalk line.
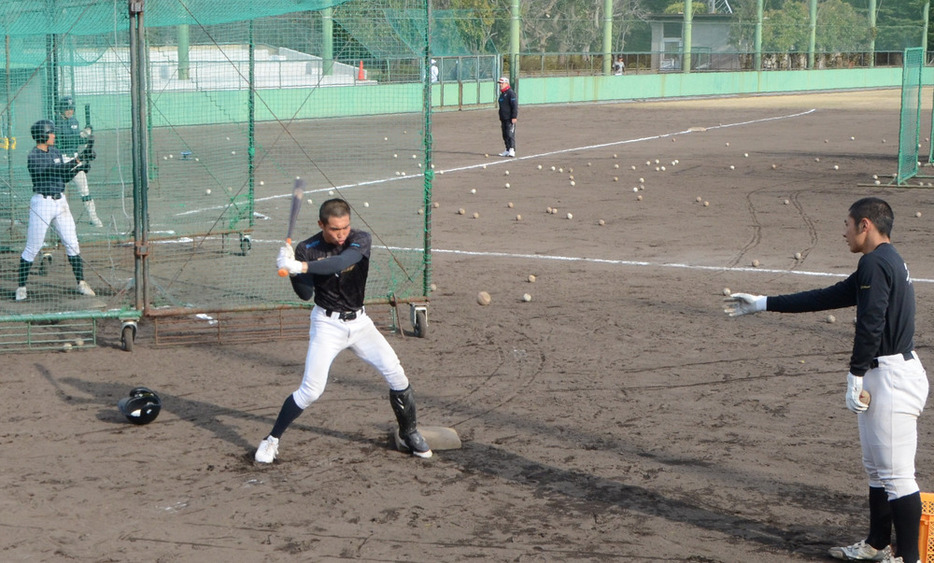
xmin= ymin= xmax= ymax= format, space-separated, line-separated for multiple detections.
xmin=175 ymin=107 xmax=818 ymax=217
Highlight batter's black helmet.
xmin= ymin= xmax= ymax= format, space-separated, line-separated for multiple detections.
xmin=117 ymin=387 xmax=162 ymax=425
xmin=57 ymin=95 xmax=75 ymax=113
xmin=30 ymin=120 xmax=54 ymax=143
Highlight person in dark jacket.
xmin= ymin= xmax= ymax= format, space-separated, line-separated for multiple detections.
xmin=497 ymin=76 xmax=518 ymax=158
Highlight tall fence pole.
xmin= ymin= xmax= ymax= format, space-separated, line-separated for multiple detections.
xmin=868 ymin=0 xmax=876 ymax=67
xmin=129 ymin=0 xmax=150 ymax=311
xmin=683 ymin=0 xmax=692 ymax=73
xmin=602 ymin=0 xmax=613 ymax=75
xmin=754 ymin=0 xmax=763 ymax=71
xmin=808 ymin=0 xmax=817 ymax=69
xmin=509 ymin=0 xmax=520 ymax=83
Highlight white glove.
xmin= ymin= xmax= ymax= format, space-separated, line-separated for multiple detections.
xmin=276 ymin=250 xmax=303 ymax=276
xmin=278 ymin=244 xmax=295 ymax=262
xmin=845 ymin=373 xmax=868 ymax=414
xmin=79 ymin=126 xmax=93 ymax=138
xmin=723 ymin=293 xmax=767 ymax=317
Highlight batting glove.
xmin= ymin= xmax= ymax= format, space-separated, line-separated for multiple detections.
xmin=845 ymin=373 xmax=868 ymax=414
xmin=276 ymin=255 xmax=303 ymax=276
xmin=278 ymin=244 xmax=295 ymax=262
xmin=723 ymin=293 xmax=767 ymax=317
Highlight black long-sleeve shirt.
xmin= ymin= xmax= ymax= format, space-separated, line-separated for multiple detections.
xmin=766 ymin=243 xmax=915 ymax=376
xmin=498 ymin=87 xmax=518 ymax=122
xmin=27 ymin=146 xmax=82 ymax=196
xmin=288 ymin=229 xmax=370 ymax=311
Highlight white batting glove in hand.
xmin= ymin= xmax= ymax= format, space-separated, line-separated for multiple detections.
xmin=276 ymin=250 xmax=303 ymax=276
xmin=278 ymin=244 xmax=295 ymax=262
xmin=845 ymin=373 xmax=868 ymax=414
xmin=723 ymin=293 xmax=767 ymax=317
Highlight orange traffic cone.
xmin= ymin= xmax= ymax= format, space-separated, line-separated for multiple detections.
xmin=357 ymin=61 xmax=365 ymax=80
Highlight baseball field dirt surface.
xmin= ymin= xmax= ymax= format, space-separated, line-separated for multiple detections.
xmin=4 ymin=89 xmax=934 ymax=561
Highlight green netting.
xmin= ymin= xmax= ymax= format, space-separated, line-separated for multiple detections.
xmin=0 ymin=0 xmax=430 ymax=344
xmin=897 ymin=47 xmax=923 ymax=185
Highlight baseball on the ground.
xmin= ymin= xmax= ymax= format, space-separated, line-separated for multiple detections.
xmin=916 ymin=211 xmax=922 ymax=218
xmin=827 ymin=314 xmax=837 ymax=323
xmin=516 ymin=214 xmax=522 ymax=221
xmin=477 ymin=291 xmax=491 ymax=306
xmin=551 ymin=208 xmax=558 ymax=214
xmin=472 ymin=212 xmax=479 ymax=219
xmin=794 ymin=252 xmax=802 ymax=260
xmin=433 ymin=202 xmax=440 ymax=208
xmin=522 ymin=293 xmax=532 ymax=302
xmin=505 ymin=170 xmax=509 ymax=176
xmin=62 ymin=343 xmax=72 ymax=352
xmin=598 ymin=219 xmax=605 ymax=226
xmin=470 ymin=188 xmax=476 ymax=194
xmin=457 ymin=208 xmax=465 ymax=215
xmin=636 ymin=194 xmax=643 ymax=201
xmin=205 ymin=189 xmax=211 ymax=195
xmin=566 ymin=213 xmax=573 ymax=219
xmin=751 ymin=259 xmax=760 ymax=267
xmin=696 ymin=196 xmax=702 ymax=202
xmin=507 ymin=202 xmax=514 ymax=208
xmin=537 ymin=164 xmax=542 ymax=170
xmin=528 ymin=274 xmax=536 ymax=283
xmin=505 ymin=183 xmax=510 ymax=188
xmin=75 ymin=338 xmax=84 ymax=347
xmin=703 ymin=201 xmax=709 ymax=207
xmin=722 ymin=288 xmax=731 ymax=296
xmin=784 ymin=199 xmax=790 ymax=205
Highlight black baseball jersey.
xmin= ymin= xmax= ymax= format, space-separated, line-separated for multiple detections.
xmin=767 ymin=243 xmax=915 ymax=376
xmin=28 ymin=146 xmax=81 ymax=196
xmin=54 ymin=114 xmax=85 ymax=154
xmin=290 ymin=229 xmax=371 ymax=311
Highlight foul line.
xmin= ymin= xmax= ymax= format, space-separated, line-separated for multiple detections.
xmin=409 ymin=247 xmax=934 ymax=285
xmin=175 ymin=108 xmax=818 ymax=217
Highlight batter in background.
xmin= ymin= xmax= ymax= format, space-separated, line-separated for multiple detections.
xmin=255 ymin=198 xmax=432 ymax=463
xmin=16 ymin=119 xmax=96 ymax=301
xmin=54 ymin=96 xmax=103 ymax=228
xmin=724 ymin=197 xmax=928 ymax=563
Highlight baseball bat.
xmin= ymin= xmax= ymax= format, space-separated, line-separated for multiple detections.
xmin=277 ymin=179 xmax=306 ymax=277
xmin=84 ymin=104 xmax=91 ymax=128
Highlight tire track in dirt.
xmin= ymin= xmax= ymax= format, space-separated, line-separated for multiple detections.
xmin=728 ymin=190 xmax=764 ymax=268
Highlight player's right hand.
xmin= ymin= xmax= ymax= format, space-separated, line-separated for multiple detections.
xmin=845 ymin=373 xmax=869 ymax=414
xmin=278 ymin=244 xmax=295 ymax=262
xmin=723 ymin=293 xmax=767 ymax=317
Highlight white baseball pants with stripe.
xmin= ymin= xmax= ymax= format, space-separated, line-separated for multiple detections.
xmin=21 ymin=193 xmax=80 ymax=262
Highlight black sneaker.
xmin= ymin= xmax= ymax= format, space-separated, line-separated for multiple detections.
xmin=402 ymin=430 xmax=432 ymax=458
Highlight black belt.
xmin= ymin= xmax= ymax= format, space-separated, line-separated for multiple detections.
xmin=37 ymin=192 xmax=62 ymax=200
xmin=325 ymin=308 xmax=361 ymax=321
xmin=869 ymin=351 xmax=914 ymax=369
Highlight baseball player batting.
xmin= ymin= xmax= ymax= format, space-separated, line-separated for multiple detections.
xmin=255 ymin=198 xmax=431 ymax=463
xmin=724 ymin=197 xmax=927 ymax=563
xmin=54 ymin=96 xmax=102 ymax=227
xmin=16 ymin=120 xmax=96 ymax=301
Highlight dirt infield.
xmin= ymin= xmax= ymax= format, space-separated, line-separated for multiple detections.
xmin=5 ymin=88 xmax=934 ymax=562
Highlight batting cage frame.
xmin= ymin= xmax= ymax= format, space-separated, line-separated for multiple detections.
xmin=0 ymin=0 xmax=433 ymax=352
xmin=895 ymin=47 xmax=924 ymax=186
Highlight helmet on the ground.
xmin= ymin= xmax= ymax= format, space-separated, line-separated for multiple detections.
xmin=117 ymin=387 xmax=162 ymax=425
xmin=30 ymin=120 xmax=55 ymax=143
xmin=57 ymin=95 xmax=75 ymax=113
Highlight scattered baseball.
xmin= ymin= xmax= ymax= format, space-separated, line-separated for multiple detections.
xmin=550 ymin=166 xmax=556 ymax=171
xmin=566 ymin=213 xmax=573 ymax=220
xmin=696 ymin=196 xmax=703 ymax=202
xmin=633 ymin=187 xmax=639 ymax=193
xmin=744 ymin=153 xmax=749 ymax=157
xmin=550 ymin=208 xmax=558 ymax=215
xmin=259 ymin=181 xmax=264 ymax=186
xmin=537 ymin=164 xmax=543 ymax=170
xmin=328 ymin=190 xmax=335 ymax=196
xmin=522 ymin=293 xmax=532 ymax=302
xmin=485 ymin=153 xmax=489 ymax=158
xmin=433 ymin=201 xmax=440 ymax=208
xmin=725 ymin=142 xmax=730 ymax=147
xmin=722 ymin=288 xmax=731 ymax=296
xmin=636 ymin=194 xmax=643 ymax=201
xmin=783 ymin=199 xmax=790 ymax=205
xmin=384 ymin=137 xmax=389 ymax=141
xmin=613 ymin=177 xmax=618 ymax=182
xmin=205 ymin=189 xmax=211 ymax=195
xmin=546 ymin=206 xmax=553 ymax=214
xmin=231 ymin=151 xmax=236 ymax=155
xmin=630 ymin=165 xmax=636 ymax=170
xmin=528 ymin=274 xmax=536 ymax=283
xmin=729 ymin=165 xmax=735 ymax=170
xmin=833 ymin=165 xmax=839 ymax=170
xmin=614 ymin=164 xmax=620 ymax=169
xmin=660 ymin=166 xmax=666 ymax=171
xmin=516 ymin=214 xmax=522 ymax=221
xmin=859 ymin=389 xmax=871 ymax=405
xmin=874 ymin=180 xmax=881 ymax=185
xmin=62 ymin=343 xmax=72 ymax=352
xmin=771 ymin=164 xmax=777 ymax=169
xmin=827 ymin=314 xmax=836 ymax=323
xmin=815 ymin=157 xmax=820 ymax=162
xmin=598 ymin=219 xmax=605 ymax=226
xmin=507 ymin=202 xmax=514 ymax=208
xmin=393 ymin=153 xmax=398 ymax=158
xmin=457 ymin=208 xmax=465 ymax=215
xmin=916 ymin=211 xmax=922 ymax=218
xmin=505 ymin=182 xmax=510 ymax=188
xmin=850 ymin=136 xmax=855 ymax=141
xmin=477 ymin=291 xmax=492 ymax=306
xmin=504 ymin=170 xmax=510 ymax=176
xmin=417 ymin=208 xmax=424 ymax=215
xmin=794 ymin=252 xmax=802 ymax=260
xmin=558 ymin=168 xmax=564 ymax=173
xmin=751 ymin=259 xmax=760 ymax=267
xmin=75 ymin=338 xmax=84 ymax=347
xmin=470 ymin=188 xmax=476 ymax=194
xmin=363 ymin=202 xmax=369 ymax=207
xmin=639 ymin=177 xmax=645 ymax=183
xmin=613 ymin=154 xmax=618 ymax=158
xmin=703 ymin=201 xmax=709 ymax=207
xmin=472 ymin=212 xmax=479 ymax=219
xmin=569 ymin=181 xmax=575 ymax=186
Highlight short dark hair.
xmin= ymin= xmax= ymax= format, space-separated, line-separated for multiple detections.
xmin=319 ymin=198 xmax=351 ymax=223
xmin=849 ymin=197 xmax=893 ymax=237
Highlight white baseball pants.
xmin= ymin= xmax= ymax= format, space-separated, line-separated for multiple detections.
xmin=859 ymin=351 xmax=929 ymax=500
xmin=292 ymin=306 xmax=409 ymax=409
xmin=21 ymin=193 xmax=80 ymax=262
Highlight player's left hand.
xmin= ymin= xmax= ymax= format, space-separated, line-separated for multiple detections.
xmin=845 ymin=373 xmax=868 ymax=414
xmin=723 ymin=293 xmax=766 ymax=317
xmin=80 ymin=126 xmax=93 ymax=139
xmin=278 ymin=244 xmax=295 ymax=262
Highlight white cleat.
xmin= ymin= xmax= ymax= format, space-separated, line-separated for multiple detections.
xmin=255 ymin=435 xmax=279 ymax=463
xmin=76 ymin=281 xmax=96 ymax=296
